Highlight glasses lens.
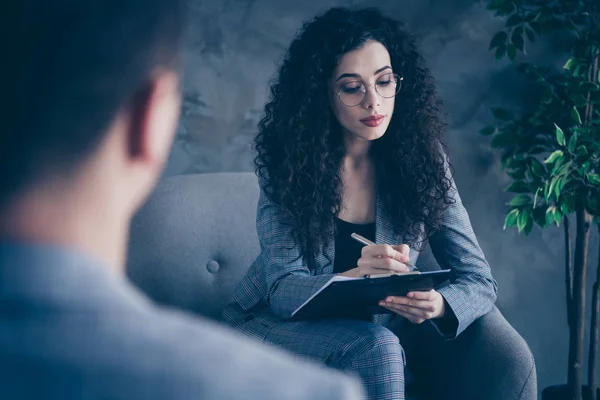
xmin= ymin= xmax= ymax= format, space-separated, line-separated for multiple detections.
xmin=375 ymin=73 xmax=401 ymax=98
xmin=338 ymin=82 xmax=364 ymax=106
xmin=337 ymin=74 xmax=402 ymax=106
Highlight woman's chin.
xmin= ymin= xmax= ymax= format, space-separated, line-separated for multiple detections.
xmin=356 ymin=126 xmax=387 ymax=141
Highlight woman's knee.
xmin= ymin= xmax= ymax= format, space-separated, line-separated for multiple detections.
xmin=340 ymin=323 xmax=405 ymax=368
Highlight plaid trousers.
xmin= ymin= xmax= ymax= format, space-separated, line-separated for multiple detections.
xmin=264 ymin=318 xmax=405 ymax=400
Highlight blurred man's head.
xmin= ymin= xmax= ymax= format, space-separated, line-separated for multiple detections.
xmin=1 ymin=1 xmax=186 ymax=267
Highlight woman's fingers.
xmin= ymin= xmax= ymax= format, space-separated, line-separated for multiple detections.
xmin=379 ymin=303 xmax=428 ymax=324
xmin=357 ymin=244 xmax=414 ymax=275
xmin=361 ymin=244 xmax=409 ymax=263
xmin=391 ymin=244 xmax=410 ymax=257
xmin=357 ymin=256 xmax=410 ymax=273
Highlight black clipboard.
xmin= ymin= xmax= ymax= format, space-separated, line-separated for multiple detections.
xmin=291 ymin=269 xmax=451 ymax=321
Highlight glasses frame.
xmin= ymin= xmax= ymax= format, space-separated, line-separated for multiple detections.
xmin=335 ymin=73 xmax=404 ymax=107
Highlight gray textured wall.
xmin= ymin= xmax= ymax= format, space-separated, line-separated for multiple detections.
xmin=166 ymin=0 xmax=600 ymax=394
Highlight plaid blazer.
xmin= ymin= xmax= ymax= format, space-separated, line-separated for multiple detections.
xmin=223 ymin=159 xmax=497 ymax=341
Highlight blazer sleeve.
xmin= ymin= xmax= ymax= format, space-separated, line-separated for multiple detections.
xmin=428 ymin=160 xmax=498 ymax=339
xmin=254 ymin=178 xmax=335 ymax=319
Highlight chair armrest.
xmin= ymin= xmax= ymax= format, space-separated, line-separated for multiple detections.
xmin=395 ymin=306 xmax=537 ymax=400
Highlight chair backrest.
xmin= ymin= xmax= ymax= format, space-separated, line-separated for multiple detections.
xmin=127 ymin=172 xmax=260 ymax=320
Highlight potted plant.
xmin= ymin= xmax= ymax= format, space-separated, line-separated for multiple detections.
xmin=481 ymin=1 xmax=600 ymax=399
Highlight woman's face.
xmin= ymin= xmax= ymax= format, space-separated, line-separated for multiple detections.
xmin=329 ymin=40 xmax=396 ymax=143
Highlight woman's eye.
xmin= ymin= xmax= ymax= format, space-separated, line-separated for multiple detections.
xmin=377 ymin=80 xmax=392 ymax=86
xmin=341 ymin=85 xmax=361 ymax=94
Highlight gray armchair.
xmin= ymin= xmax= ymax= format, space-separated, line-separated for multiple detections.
xmin=127 ymin=172 xmax=537 ymax=400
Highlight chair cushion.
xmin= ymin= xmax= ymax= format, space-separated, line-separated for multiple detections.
xmin=127 ymin=172 xmax=260 ymax=320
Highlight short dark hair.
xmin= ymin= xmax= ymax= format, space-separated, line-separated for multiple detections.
xmin=2 ymin=0 xmax=186 ymax=205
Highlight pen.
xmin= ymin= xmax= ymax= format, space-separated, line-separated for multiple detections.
xmin=350 ymin=232 xmax=419 ymax=272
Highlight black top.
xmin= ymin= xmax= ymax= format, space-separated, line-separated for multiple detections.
xmin=332 ymin=218 xmax=375 ymax=320
xmin=333 ymin=218 xmax=376 ymax=274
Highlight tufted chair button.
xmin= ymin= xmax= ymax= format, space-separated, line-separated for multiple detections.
xmin=206 ymin=260 xmax=220 ymax=274
xmin=244 ymin=313 xmax=254 ymax=322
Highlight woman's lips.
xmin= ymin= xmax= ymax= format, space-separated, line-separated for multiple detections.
xmin=360 ymin=114 xmax=385 ymax=127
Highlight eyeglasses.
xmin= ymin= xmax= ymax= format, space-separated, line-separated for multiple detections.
xmin=336 ymin=73 xmax=403 ymax=107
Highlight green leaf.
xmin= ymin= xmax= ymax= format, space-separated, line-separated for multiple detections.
xmin=502 ymin=154 xmax=520 ymax=168
xmin=525 ymin=27 xmax=535 ymax=43
xmin=579 ymin=161 xmax=591 ymax=176
xmin=546 ymin=206 xmax=557 ymax=226
xmin=504 ymin=209 xmax=519 ymax=230
xmin=530 ymin=21 xmax=542 ymax=34
xmin=555 ymin=177 xmax=566 ymax=199
xmin=555 ymin=124 xmax=566 ymax=146
xmin=479 ymin=126 xmax=497 ymax=136
xmin=529 ymin=146 xmax=547 ymax=154
xmin=571 ymin=107 xmax=582 ymax=124
xmin=495 ymin=45 xmax=506 ymax=60
xmin=588 ymin=174 xmax=600 ymax=185
xmin=580 ymin=82 xmax=600 ymax=92
xmin=509 ymin=194 xmax=532 ymax=206
xmin=552 ymin=155 xmax=565 ymax=174
xmin=542 ymin=18 xmax=564 ymax=32
xmin=511 ymin=28 xmax=525 ymax=51
xmin=524 ymin=215 xmax=534 ymax=234
xmin=576 ymin=146 xmax=588 ymax=157
xmin=533 ymin=206 xmax=547 ymax=227
xmin=562 ymin=196 xmax=577 ymax=215
xmin=506 ymin=181 xmax=531 ymax=193
xmin=491 ymin=107 xmax=512 ymax=121
xmin=546 ymin=206 xmax=562 ymax=226
xmin=507 ymin=44 xmax=517 ymax=61
xmin=541 ymin=86 xmax=554 ymax=103
xmin=568 ymin=132 xmax=578 ymax=152
xmin=555 ymin=161 xmax=572 ymax=177
xmin=588 ymin=195 xmax=600 ymax=217
xmin=507 ymin=168 xmax=527 ymax=180
xmin=517 ymin=209 xmax=529 ymax=232
xmin=553 ymin=208 xmax=562 ymax=226
xmin=491 ymin=132 xmax=517 ymax=148
xmin=575 ymin=94 xmax=588 ymax=107
xmin=487 ymin=0 xmax=503 ymax=11
xmin=544 ymin=150 xmax=564 ymax=164
xmin=548 ymin=175 xmax=560 ymax=200
xmin=563 ymin=58 xmax=576 ymax=70
xmin=506 ymin=14 xmax=522 ymax=27
xmin=501 ymin=2 xmax=516 ymax=14
xmin=524 ymin=13 xmax=537 ymax=22
xmin=489 ymin=31 xmax=508 ymax=50
xmin=544 ymin=181 xmax=551 ymax=202
xmin=533 ymin=187 xmax=542 ymax=208
xmin=530 ymin=157 xmax=546 ymax=177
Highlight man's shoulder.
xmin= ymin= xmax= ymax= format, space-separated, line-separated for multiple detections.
xmin=75 ymin=305 xmax=364 ymax=400
xmin=132 ymin=308 xmax=363 ymax=399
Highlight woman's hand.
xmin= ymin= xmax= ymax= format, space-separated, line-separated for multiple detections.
xmin=379 ymin=289 xmax=446 ymax=324
xmin=338 ymin=243 xmax=412 ymax=278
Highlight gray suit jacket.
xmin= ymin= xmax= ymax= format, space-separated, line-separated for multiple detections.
xmin=224 ymin=159 xmax=498 ymax=340
xmin=0 ymin=242 xmax=364 ymax=399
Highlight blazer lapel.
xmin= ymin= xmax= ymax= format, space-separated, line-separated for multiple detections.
xmin=317 ymin=226 xmax=335 ymax=275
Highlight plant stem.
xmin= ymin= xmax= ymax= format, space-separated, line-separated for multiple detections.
xmin=566 ymin=215 xmax=574 ymax=331
xmin=585 ymin=9 xmax=599 ymax=397
xmin=589 ymin=224 xmax=600 ymax=400
xmin=569 ymin=209 xmax=593 ymax=400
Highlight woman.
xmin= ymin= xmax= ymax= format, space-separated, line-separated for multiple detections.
xmin=223 ymin=7 xmax=497 ymax=400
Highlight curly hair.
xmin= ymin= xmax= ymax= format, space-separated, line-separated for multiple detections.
xmin=255 ymin=7 xmax=455 ymax=269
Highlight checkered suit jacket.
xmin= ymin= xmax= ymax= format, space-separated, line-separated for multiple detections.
xmin=223 ymin=158 xmax=497 ymax=341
